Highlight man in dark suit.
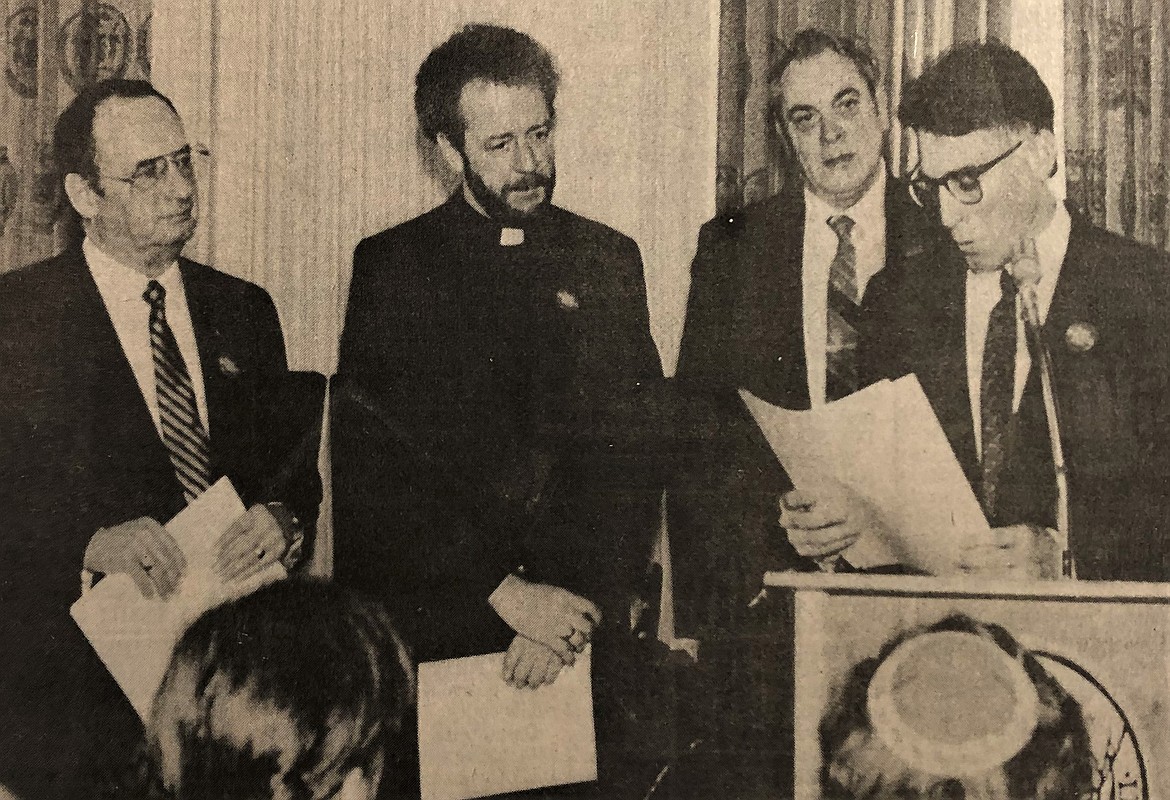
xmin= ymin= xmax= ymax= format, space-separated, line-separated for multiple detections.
xmin=0 ymin=80 xmax=321 ymax=799
xmin=865 ymin=40 xmax=1170 ymax=582
xmin=332 ymin=25 xmax=662 ymax=682
xmin=671 ymin=29 xmax=954 ymax=638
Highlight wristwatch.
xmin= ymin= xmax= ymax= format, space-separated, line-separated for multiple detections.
xmin=265 ymin=502 xmax=305 ymax=571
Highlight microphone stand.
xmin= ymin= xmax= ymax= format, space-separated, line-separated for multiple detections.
xmin=1019 ymin=286 xmax=1075 ymax=579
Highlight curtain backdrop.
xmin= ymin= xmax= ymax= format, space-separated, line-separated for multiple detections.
xmin=1065 ymin=0 xmax=1168 ymax=251
xmin=0 ymin=0 xmax=152 ymax=274
xmin=715 ymin=0 xmax=1012 ymax=214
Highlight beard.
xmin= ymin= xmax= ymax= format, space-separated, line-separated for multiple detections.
xmin=462 ymin=152 xmax=555 ymax=227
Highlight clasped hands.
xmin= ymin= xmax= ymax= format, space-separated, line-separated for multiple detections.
xmin=489 ymin=573 xmax=600 ymax=690
xmin=780 ymin=481 xmax=1059 ymax=579
xmin=82 ymin=503 xmax=291 ymax=599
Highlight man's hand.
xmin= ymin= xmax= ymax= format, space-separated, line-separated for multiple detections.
xmin=958 ymin=524 xmax=1060 ymax=579
xmin=215 ymin=504 xmax=288 ymax=582
xmin=489 ymin=574 xmax=600 ymax=663
xmin=84 ymin=517 xmax=186 ymax=599
xmin=780 ymin=483 xmax=882 ymax=564
xmin=502 ymin=635 xmax=566 ymax=689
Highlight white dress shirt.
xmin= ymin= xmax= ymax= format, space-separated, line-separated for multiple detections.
xmin=85 ymin=238 xmax=210 ymax=436
xmin=802 ymin=170 xmax=887 ymax=407
xmin=965 ymin=204 xmax=1070 ymax=457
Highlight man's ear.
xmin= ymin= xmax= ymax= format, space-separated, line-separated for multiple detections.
xmin=874 ymin=83 xmax=890 ymax=134
xmin=63 ymin=173 xmax=98 ymax=219
xmin=435 ymin=133 xmax=464 ymax=178
xmin=1028 ymin=129 xmax=1058 ymax=180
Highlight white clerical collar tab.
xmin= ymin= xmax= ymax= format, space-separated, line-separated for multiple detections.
xmin=500 ymin=227 xmax=525 ymax=246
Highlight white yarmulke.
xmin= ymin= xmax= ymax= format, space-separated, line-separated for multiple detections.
xmin=866 ymin=630 xmax=1039 ymax=778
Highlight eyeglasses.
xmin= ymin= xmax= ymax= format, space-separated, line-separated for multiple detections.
xmin=99 ymin=144 xmax=210 ymax=191
xmin=908 ymin=139 xmax=1023 ymax=208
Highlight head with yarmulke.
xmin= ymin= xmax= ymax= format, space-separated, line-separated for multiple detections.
xmin=820 ymin=614 xmax=1094 ymax=800
xmin=900 ymin=40 xmax=1060 ymax=274
xmin=416 ymin=24 xmax=559 ymax=226
xmin=148 ymin=580 xmax=415 ymax=800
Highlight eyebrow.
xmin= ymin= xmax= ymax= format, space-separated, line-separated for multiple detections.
xmin=134 ymin=144 xmax=191 ymax=171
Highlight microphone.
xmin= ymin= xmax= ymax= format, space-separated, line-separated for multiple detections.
xmin=1009 ymin=245 xmax=1074 ymax=578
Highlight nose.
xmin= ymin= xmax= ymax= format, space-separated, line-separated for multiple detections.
xmin=820 ymin=114 xmax=844 ymax=144
xmin=512 ymin=139 xmax=538 ymax=173
xmin=937 ymin=187 xmax=964 ymax=230
xmin=162 ymin=158 xmax=196 ymax=199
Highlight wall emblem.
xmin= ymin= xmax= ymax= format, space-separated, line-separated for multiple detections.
xmin=59 ymin=3 xmax=131 ymax=93
xmin=5 ymin=6 xmax=39 ymax=98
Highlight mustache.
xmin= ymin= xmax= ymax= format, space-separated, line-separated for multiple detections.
xmin=504 ymin=173 xmax=552 ymax=194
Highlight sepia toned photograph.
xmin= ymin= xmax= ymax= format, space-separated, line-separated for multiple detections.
xmin=0 ymin=0 xmax=1167 ymax=798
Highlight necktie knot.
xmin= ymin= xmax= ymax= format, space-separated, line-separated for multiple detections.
xmin=144 ymin=280 xmax=166 ymax=309
xmin=828 ymin=214 xmax=855 ymax=242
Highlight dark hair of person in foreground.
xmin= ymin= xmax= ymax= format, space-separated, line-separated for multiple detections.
xmin=149 ymin=580 xmax=414 ymax=800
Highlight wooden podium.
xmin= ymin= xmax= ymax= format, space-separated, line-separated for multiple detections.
xmin=764 ymin=572 xmax=1170 ymax=800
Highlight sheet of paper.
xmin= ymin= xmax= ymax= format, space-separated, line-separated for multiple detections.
xmin=740 ymin=375 xmax=991 ymax=572
xmin=70 ymin=478 xmax=286 ymax=720
xmin=417 ymin=647 xmax=597 ymax=800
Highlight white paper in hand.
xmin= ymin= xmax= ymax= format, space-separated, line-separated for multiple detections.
xmin=741 ymin=376 xmax=990 ymax=573
xmin=417 ymin=648 xmax=597 ymax=800
xmin=70 ymin=478 xmax=286 ymax=720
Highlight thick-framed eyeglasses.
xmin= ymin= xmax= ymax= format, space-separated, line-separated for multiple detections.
xmin=908 ymin=139 xmax=1024 ymax=209
xmin=100 ymin=144 xmax=211 ymax=191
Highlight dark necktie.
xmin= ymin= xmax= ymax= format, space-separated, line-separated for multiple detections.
xmin=826 ymin=214 xmax=860 ymax=401
xmin=979 ymin=269 xmax=1018 ymax=519
xmin=144 ymin=280 xmax=212 ymax=503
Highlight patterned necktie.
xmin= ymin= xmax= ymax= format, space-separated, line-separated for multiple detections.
xmin=144 ymin=280 xmax=212 ymax=503
xmin=826 ymin=214 xmax=860 ymax=401
xmin=979 ymin=269 xmax=1018 ymax=520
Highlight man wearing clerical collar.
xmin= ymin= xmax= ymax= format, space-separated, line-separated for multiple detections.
xmin=865 ymin=40 xmax=1170 ymax=582
xmin=333 ymin=24 xmax=663 ymax=703
xmin=0 ymin=80 xmax=317 ymax=798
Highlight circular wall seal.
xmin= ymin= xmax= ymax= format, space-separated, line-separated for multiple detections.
xmin=59 ymin=3 xmax=131 ymax=93
xmin=5 ymin=6 xmax=39 ymax=98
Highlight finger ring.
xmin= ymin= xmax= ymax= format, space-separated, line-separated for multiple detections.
xmin=255 ymin=547 xmax=266 ymax=560
xmin=140 ymin=558 xmax=154 ymax=572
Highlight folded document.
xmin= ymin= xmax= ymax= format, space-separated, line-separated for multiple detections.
xmin=70 ymin=478 xmax=286 ymax=720
xmin=417 ymin=647 xmax=597 ymax=800
xmin=741 ymin=375 xmax=990 ymax=572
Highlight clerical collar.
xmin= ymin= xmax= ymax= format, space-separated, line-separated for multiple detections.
xmin=458 ymin=186 xmax=527 ymax=246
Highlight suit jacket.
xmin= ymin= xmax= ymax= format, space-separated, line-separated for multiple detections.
xmin=669 ymin=176 xmax=957 ymax=636
xmin=332 ymin=194 xmax=664 ymax=663
xmin=0 ymin=247 xmax=323 ymax=799
xmin=864 ymin=206 xmax=1170 ymax=582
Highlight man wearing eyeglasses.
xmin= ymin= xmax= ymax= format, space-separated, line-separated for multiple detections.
xmin=864 ymin=40 xmax=1170 ymax=582
xmin=0 ymin=80 xmax=321 ymax=798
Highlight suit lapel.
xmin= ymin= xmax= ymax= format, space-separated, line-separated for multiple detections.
xmin=736 ymin=189 xmax=809 ymax=407
xmin=180 ymin=260 xmax=231 ymax=441
xmin=61 ymin=248 xmax=184 ymax=513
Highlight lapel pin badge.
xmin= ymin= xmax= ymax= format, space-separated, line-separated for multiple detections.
xmin=556 ymin=289 xmax=579 ymax=310
xmin=1065 ymin=322 xmax=1097 ymax=353
xmin=218 ymin=355 xmax=242 ymax=376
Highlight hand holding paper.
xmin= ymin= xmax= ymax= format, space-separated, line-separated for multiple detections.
xmin=214 ymin=503 xmax=287 ymax=582
xmin=83 ymin=517 xmax=186 ymax=599
xmin=780 ymin=483 xmax=886 ymax=563
xmin=489 ymin=574 xmax=600 ymax=664
xmin=959 ymin=524 xmax=1061 ymax=580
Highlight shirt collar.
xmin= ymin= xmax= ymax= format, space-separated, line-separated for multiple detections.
xmin=83 ymin=237 xmax=181 ymax=302
xmin=803 ymin=165 xmax=887 ymax=236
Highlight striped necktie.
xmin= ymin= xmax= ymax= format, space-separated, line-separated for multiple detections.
xmin=979 ymin=269 xmax=1018 ymax=520
xmin=144 ymin=280 xmax=212 ymax=503
xmin=826 ymin=214 xmax=860 ymax=401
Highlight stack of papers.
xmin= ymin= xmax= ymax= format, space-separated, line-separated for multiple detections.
xmin=70 ymin=478 xmax=286 ymax=720
xmin=741 ymin=375 xmax=990 ymax=572
xmin=417 ymin=648 xmax=597 ymax=800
